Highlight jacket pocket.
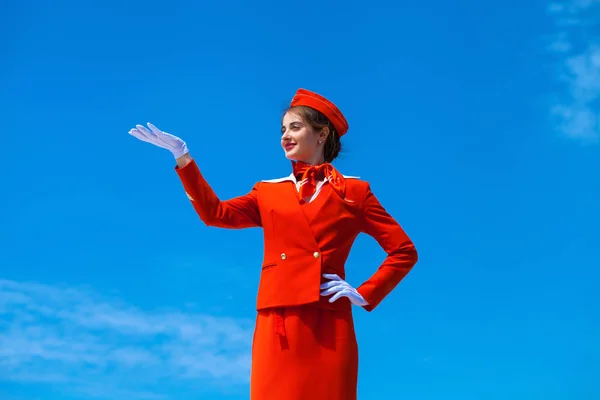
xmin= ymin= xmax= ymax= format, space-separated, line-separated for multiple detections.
xmin=262 ymin=262 xmax=277 ymax=270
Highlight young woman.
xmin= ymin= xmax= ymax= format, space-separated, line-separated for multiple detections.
xmin=128 ymin=88 xmax=418 ymax=400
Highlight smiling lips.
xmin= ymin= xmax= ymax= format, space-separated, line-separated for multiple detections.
xmin=285 ymin=143 xmax=296 ymax=151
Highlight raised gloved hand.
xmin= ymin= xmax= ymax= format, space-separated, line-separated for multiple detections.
xmin=128 ymin=122 xmax=189 ymax=159
xmin=320 ymin=274 xmax=369 ymax=306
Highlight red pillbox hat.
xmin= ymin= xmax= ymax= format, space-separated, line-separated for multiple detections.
xmin=290 ymin=88 xmax=349 ymax=136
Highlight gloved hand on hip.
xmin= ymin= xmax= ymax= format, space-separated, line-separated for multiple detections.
xmin=320 ymin=274 xmax=369 ymax=306
xmin=128 ymin=122 xmax=189 ymax=159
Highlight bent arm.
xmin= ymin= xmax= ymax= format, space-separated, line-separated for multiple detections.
xmin=175 ymin=155 xmax=262 ymax=229
xmin=356 ymin=184 xmax=418 ymax=311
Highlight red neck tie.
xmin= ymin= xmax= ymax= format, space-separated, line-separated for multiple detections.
xmin=292 ymin=161 xmax=347 ymax=203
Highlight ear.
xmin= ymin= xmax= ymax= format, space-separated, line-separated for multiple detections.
xmin=319 ymin=126 xmax=330 ymax=142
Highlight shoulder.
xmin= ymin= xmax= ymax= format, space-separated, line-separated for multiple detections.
xmin=344 ymin=176 xmax=371 ymax=200
xmin=260 ymin=174 xmax=295 ymax=184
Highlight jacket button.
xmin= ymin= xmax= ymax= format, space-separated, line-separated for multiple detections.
xmin=281 ymin=253 xmax=287 ymax=260
xmin=313 ymin=251 xmax=320 ymax=258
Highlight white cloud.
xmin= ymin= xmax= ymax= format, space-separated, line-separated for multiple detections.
xmin=0 ymin=279 xmax=254 ymax=399
xmin=546 ymin=0 xmax=600 ymax=141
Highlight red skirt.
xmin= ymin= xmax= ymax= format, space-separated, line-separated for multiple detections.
xmin=250 ymin=304 xmax=359 ymax=400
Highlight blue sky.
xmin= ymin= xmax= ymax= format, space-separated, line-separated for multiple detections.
xmin=1 ymin=0 xmax=599 ymax=399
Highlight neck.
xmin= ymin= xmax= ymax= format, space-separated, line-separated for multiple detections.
xmin=294 ymin=155 xmax=325 ymax=166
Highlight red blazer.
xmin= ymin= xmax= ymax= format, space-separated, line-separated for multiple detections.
xmin=176 ymin=159 xmax=418 ymax=312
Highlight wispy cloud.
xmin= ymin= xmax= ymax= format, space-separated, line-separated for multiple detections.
xmin=546 ymin=0 xmax=600 ymax=142
xmin=0 ymin=279 xmax=254 ymax=399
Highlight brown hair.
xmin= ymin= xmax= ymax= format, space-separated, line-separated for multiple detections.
xmin=284 ymin=105 xmax=342 ymax=163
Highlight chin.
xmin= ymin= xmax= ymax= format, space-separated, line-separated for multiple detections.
xmin=284 ymin=147 xmax=311 ymax=163
xmin=284 ymin=148 xmax=298 ymax=160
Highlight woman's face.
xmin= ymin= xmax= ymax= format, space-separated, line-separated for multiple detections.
xmin=281 ymin=111 xmax=325 ymax=165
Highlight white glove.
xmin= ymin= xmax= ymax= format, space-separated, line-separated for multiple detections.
xmin=128 ymin=122 xmax=189 ymax=159
xmin=320 ymin=273 xmax=369 ymax=306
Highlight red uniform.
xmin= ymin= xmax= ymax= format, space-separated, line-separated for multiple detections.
xmin=175 ymin=157 xmax=418 ymax=399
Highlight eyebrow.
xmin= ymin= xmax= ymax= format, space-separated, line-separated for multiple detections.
xmin=282 ymin=121 xmax=303 ymax=129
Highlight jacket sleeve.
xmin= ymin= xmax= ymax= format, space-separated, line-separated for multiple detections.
xmin=175 ymin=159 xmax=262 ymax=229
xmin=356 ymin=183 xmax=418 ymax=311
